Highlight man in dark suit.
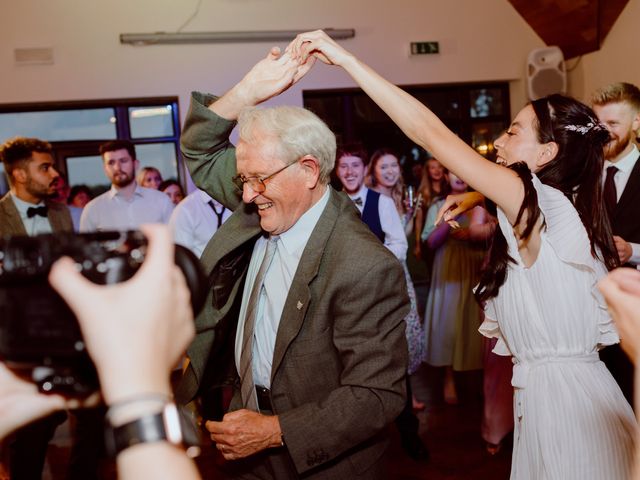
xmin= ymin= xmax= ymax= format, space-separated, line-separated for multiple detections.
xmin=177 ymin=50 xmax=409 ymax=479
xmin=0 ymin=136 xmax=72 ymax=479
xmin=592 ymin=82 xmax=640 ymax=406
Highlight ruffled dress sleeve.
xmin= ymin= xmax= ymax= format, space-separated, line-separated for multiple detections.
xmin=478 ymin=174 xmax=618 ymax=352
xmin=478 ymin=303 xmax=513 ymax=356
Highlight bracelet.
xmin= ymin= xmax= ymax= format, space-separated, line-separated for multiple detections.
xmin=106 ymin=393 xmax=171 ymax=425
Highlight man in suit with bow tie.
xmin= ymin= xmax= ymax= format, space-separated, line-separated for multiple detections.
xmin=0 ymin=136 xmax=72 ymax=237
xmin=592 ymin=82 xmax=640 ymax=406
xmin=0 ymin=136 xmax=72 ymax=478
xmin=177 ymin=49 xmax=409 ymax=479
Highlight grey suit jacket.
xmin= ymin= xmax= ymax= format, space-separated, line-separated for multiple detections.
xmin=178 ymin=92 xmax=410 ymax=479
xmin=0 ymin=193 xmax=73 ymax=236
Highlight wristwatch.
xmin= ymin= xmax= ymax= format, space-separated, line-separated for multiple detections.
xmin=105 ymin=402 xmax=201 ymax=458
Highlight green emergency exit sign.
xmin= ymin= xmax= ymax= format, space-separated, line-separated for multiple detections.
xmin=410 ymin=42 xmax=439 ymax=55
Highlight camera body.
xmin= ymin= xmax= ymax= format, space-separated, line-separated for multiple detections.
xmin=0 ymin=230 xmax=206 ymax=395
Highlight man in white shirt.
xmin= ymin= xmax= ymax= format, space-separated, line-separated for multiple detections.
xmin=335 ymin=146 xmax=407 ymax=261
xmin=169 ymin=188 xmax=231 ymax=257
xmin=80 ymin=140 xmax=173 ymax=232
xmin=591 ymin=82 xmax=640 ymax=406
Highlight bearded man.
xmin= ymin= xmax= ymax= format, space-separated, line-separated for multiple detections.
xmin=592 ymin=82 xmax=640 ymax=406
xmin=80 ymin=140 xmax=173 ymax=232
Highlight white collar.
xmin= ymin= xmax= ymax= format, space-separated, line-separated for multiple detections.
xmin=10 ymin=192 xmax=44 ymax=215
xmin=277 ymin=187 xmax=330 ymax=258
xmin=605 ymin=144 xmax=639 ymax=174
xmin=347 ymin=185 xmax=368 ymax=201
xmin=107 ymin=182 xmax=145 ymax=199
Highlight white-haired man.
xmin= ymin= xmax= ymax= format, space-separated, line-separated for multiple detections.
xmin=177 ymin=50 xmax=409 ymax=479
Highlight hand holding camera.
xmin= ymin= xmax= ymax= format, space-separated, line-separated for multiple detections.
xmin=0 ymin=225 xmax=205 ymax=399
xmin=0 ymin=224 xmax=204 ymax=480
xmin=48 ymin=224 xmax=197 ymax=404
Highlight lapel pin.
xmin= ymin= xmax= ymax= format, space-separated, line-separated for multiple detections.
xmin=296 ymin=301 xmax=303 ymax=310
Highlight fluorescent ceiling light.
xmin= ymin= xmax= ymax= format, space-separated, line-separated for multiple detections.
xmin=120 ymin=28 xmax=355 ymax=45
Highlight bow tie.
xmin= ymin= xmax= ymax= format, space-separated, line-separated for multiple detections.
xmin=352 ymin=197 xmax=363 ymax=207
xmin=27 ymin=205 xmax=48 ymax=218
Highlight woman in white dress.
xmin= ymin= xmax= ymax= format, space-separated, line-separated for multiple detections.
xmin=288 ymin=31 xmax=636 ymax=479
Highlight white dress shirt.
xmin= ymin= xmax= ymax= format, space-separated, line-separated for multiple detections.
xmin=348 ymin=185 xmax=407 ymax=261
xmin=234 ymin=187 xmax=330 ymax=388
xmin=604 ymin=145 xmax=640 ymax=265
xmin=79 ymin=183 xmax=174 ymax=232
xmin=10 ymin=193 xmax=52 ymax=236
xmin=169 ymin=189 xmax=232 ymax=257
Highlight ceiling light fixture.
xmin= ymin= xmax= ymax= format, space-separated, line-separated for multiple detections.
xmin=120 ymin=28 xmax=355 ymax=46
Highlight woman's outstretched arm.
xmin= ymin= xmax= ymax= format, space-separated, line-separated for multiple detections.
xmin=289 ymin=31 xmax=524 ymax=224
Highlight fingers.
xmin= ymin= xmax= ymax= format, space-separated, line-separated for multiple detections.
xmin=48 ymin=256 xmax=99 ymax=319
xmin=446 ymin=206 xmax=467 ymax=221
xmin=446 ymin=219 xmax=461 ymax=229
xmin=267 ymin=46 xmax=281 ymax=60
xmin=599 ymin=274 xmax=636 ymax=321
xmin=289 ymin=30 xmax=336 ymax=66
xmin=292 ymin=55 xmax=316 ymax=83
xmin=606 ymin=268 xmax=640 ymax=296
xmin=205 ymin=419 xmax=224 ymax=435
xmin=137 ymin=224 xmax=175 ymax=278
xmin=435 ymin=199 xmax=457 ymax=225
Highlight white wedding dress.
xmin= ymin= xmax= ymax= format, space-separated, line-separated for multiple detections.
xmin=480 ymin=175 xmax=636 ymax=480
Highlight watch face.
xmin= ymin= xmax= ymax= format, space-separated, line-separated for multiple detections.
xmin=106 ymin=402 xmax=202 ymax=457
xmin=163 ymin=403 xmax=183 ymax=444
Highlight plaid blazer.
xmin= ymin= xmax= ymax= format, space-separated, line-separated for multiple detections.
xmin=0 ymin=193 xmax=73 ymax=236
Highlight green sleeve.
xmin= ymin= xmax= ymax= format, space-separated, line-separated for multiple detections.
xmin=180 ymin=92 xmax=242 ymax=211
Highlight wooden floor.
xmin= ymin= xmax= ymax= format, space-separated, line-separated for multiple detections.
xmin=43 ymin=364 xmax=512 ymax=479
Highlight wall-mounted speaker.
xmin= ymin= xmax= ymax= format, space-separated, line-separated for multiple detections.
xmin=526 ymin=46 xmax=566 ymax=101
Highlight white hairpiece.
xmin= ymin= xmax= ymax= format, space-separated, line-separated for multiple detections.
xmin=563 ymin=120 xmax=606 ymax=135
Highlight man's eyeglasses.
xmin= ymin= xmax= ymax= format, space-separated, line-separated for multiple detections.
xmin=232 ymin=160 xmax=298 ymax=194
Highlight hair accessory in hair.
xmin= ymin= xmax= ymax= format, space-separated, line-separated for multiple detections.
xmin=563 ymin=119 xmax=606 ymax=136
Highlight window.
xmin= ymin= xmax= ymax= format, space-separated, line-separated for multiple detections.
xmin=0 ymin=108 xmax=117 ymax=142
xmin=0 ymin=164 xmax=7 ymax=196
xmin=303 ymin=82 xmax=511 ymax=188
xmin=128 ymin=106 xmax=175 ymax=139
xmin=0 ymin=97 xmax=184 ymax=194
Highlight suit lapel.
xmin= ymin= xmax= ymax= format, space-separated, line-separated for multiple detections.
xmin=200 ymin=202 xmax=262 ymax=274
xmin=0 ymin=194 xmax=27 ymax=236
xmin=615 ymin=160 xmax=640 ymax=218
xmin=270 ymin=189 xmax=342 ymax=381
xmin=46 ymin=202 xmax=72 ymax=233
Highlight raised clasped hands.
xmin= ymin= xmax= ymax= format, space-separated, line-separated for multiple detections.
xmin=286 ymin=29 xmax=354 ymax=68
xmin=215 ymin=30 xmax=354 ymax=120
xmin=235 ymin=47 xmax=307 ymax=107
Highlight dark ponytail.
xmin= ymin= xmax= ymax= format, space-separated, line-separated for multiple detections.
xmin=475 ymin=94 xmax=618 ymax=303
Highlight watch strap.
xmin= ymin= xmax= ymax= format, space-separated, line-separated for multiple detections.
xmin=105 ymin=403 xmax=200 ymax=457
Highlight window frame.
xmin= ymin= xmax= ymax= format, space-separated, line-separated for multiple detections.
xmin=0 ymin=96 xmax=184 ymax=193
